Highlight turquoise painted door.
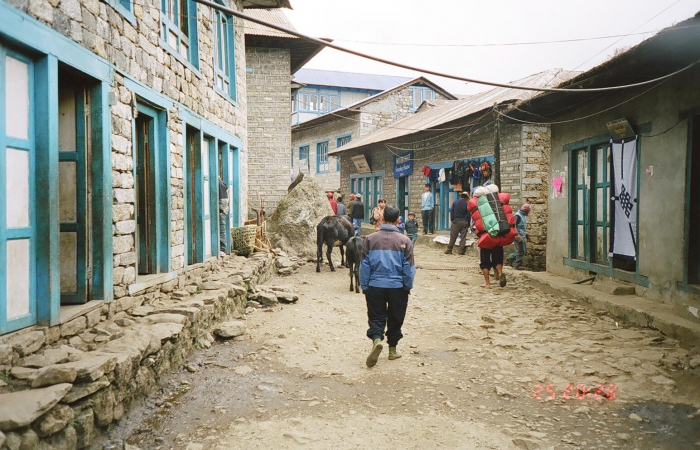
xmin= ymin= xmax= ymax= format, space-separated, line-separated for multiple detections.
xmin=0 ymin=47 xmax=37 ymax=332
xmin=58 ymin=82 xmax=88 ymax=305
xmin=135 ymin=110 xmax=157 ymax=275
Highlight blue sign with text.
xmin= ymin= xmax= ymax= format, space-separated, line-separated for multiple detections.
xmin=393 ymin=151 xmax=413 ymax=178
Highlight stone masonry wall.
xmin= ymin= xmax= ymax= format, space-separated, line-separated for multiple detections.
xmin=246 ymin=47 xmax=291 ymax=217
xmin=14 ymin=0 xmax=253 ymax=296
xmin=518 ymin=125 xmax=551 ymax=271
xmin=291 ymin=114 xmax=361 ymax=192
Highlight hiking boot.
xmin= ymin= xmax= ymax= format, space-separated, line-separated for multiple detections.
xmin=444 ymin=248 xmax=453 ymax=255
xmin=499 ymin=272 xmax=507 ymax=287
xmin=458 ymin=249 xmax=466 ymax=255
xmin=366 ymin=338 xmax=383 ymax=368
xmin=388 ymin=347 xmax=402 ymax=360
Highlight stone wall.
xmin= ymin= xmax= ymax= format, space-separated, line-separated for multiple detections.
xmin=246 ymin=47 xmax=292 ymax=216
xmin=0 ymin=254 xmax=275 ymax=449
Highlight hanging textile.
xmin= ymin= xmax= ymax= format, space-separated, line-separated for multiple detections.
xmin=610 ymin=136 xmax=638 ymax=260
xmin=438 ymin=168 xmax=446 ymax=183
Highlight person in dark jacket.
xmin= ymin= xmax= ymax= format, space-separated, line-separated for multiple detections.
xmin=404 ymin=212 xmax=419 ymax=246
xmin=350 ymin=194 xmax=365 ymax=236
xmin=360 ymin=205 xmax=416 ymax=368
xmin=336 ymin=196 xmax=346 ymax=216
xmin=445 ymin=191 xmax=471 ymax=255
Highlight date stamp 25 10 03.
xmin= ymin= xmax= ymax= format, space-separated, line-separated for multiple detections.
xmin=533 ymin=383 xmax=618 ymax=401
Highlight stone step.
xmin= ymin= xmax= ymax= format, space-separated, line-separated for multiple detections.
xmin=592 ymin=281 xmax=636 ymax=296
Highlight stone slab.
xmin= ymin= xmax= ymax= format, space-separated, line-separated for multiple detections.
xmin=0 ymin=383 xmax=72 ymax=431
xmin=592 ymin=282 xmax=636 ymax=296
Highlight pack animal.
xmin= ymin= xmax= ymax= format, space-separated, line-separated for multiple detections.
xmin=316 ymin=215 xmax=355 ymax=272
xmin=345 ymin=236 xmax=364 ymax=293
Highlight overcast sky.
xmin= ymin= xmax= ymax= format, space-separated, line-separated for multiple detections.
xmin=284 ymin=0 xmax=700 ymax=95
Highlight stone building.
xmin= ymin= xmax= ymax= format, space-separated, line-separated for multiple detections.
xmin=292 ymin=76 xmax=456 ymax=194
xmin=509 ymin=14 xmax=700 ymax=317
xmin=330 ymin=70 xmax=578 ymax=271
xmin=244 ymin=9 xmax=324 ymax=215
xmin=0 ymin=0 xmax=290 ymax=335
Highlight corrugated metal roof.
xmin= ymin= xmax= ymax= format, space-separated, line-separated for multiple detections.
xmin=293 ymin=68 xmax=413 ymax=91
xmin=329 ymin=68 xmax=579 ymax=155
xmin=243 ymin=9 xmax=298 ymax=38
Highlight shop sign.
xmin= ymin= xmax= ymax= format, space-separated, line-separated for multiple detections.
xmin=352 ymin=155 xmax=371 ymax=173
xmin=393 ymin=151 xmax=413 ymax=178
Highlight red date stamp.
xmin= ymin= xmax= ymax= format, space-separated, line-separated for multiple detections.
xmin=533 ymin=383 xmax=617 ymax=401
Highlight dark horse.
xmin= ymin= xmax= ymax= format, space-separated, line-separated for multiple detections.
xmin=316 ymin=215 xmax=354 ymax=272
xmin=345 ymin=236 xmax=364 ymax=293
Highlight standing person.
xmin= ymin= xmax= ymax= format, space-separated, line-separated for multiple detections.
xmin=360 ymin=204 xmax=416 ymax=368
xmin=371 ymin=199 xmax=387 ymax=232
xmin=421 ymin=184 xmax=435 ymax=235
xmin=508 ymin=203 xmax=531 ymax=269
xmin=218 ymin=176 xmax=229 ymax=257
xmin=336 ymin=196 xmax=346 ymax=216
xmin=445 ymin=191 xmax=471 ymax=255
xmin=404 ymin=212 xmax=419 ymax=246
xmin=347 ymin=194 xmax=357 ymax=216
xmin=396 ymin=216 xmax=405 ymax=234
xmin=350 ymin=194 xmax=365 ymax=236
xmin=327 ymin=192 xmax=338 ymax=214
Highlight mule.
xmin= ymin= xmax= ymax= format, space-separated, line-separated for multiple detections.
xmin=316 ymin=215 xmax=354 ymax=272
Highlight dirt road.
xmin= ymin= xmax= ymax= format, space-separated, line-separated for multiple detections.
xmin=102 ymin=244 xmax=700 ymax=450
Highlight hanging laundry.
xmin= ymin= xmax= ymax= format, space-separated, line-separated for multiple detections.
xmin=610 ymin=137 xmax=638 ymax=260
xmin=421 ymin=165 xmax=432 ymax=177
xmin=438 ymin=168 xmax=446 ymax=183
xmin=480 ymin=160 xmax=491 ymax=179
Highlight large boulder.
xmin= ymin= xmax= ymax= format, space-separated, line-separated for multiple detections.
xmin=268 ymin=178 xmax=333 ymax=258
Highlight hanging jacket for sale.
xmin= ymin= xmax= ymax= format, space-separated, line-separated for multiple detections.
xmin=467 ymin=184 xmax=517 ymax=249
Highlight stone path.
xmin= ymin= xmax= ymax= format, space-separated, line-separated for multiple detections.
xmin=102 ymin=245 xmax=700 ymax=450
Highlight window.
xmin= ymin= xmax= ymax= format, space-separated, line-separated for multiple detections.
xmin=213 ymin=9 xmax=236 ymax=100
xmin=411 ymin=87 xmax=435 ymax=109
xmin=298 ymin=145 xmax=309 ymax=174
xmin=336 ymin=135 xmax=351 ymax=172
xmin=161 ymin=0 xmax=199 ymax=67
xmin=317 ymin=141 xmax=329 ymax=173
xmin=101 ymin=0 xmax=136 ymax=23
xmin=295 ymin=90 xmax=340 ymax=113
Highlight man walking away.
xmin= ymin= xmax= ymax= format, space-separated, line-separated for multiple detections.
xmin=336 ymin=196 xmax=346 ymax=216
xmin=405 ymin=212 xmax=419 ymax=246
xmin=508 ymin=203 xmax=530 ymax=269
xmin=351 ymin=194 xmax=365 ymax=236
xmin=421 ymin=184 xmax=434 ymax=234
xmin=445 ymin=191 xmax=471 ymax=255
xmin=218 ymin=177 xmax=229 ymax=257
xmin=360 ymin=205 xmax=416 ymax=368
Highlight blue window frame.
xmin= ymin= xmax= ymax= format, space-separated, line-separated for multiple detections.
xmin=160 ymin=0 xmax=199 ymax=68
xmin=316 ymin=141 xmax=329 ymax=173
xmin=101 ymin=0 xmax=136 ymax=23
xmin=213 ymin=8 xmax=236 ymax=101
xmin=295 ymin=89 xmax=340 ymax=113
xmin=411 ymin=87 xmax=434 ymax=110
xmin=298 ymin=145 xmax=309 ymax=174
xmin=336 ymin=135 xmax=351 ymax=171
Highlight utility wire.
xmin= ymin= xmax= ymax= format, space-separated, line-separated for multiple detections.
xmin=191 ymin=0 xmax=699 ymax=94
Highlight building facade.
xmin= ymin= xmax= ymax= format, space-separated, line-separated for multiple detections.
xmin=0 ymin=0 xmax=291 ymax=336
xmin=292 ymin=76 xmax=456 ymax=192
xmin=511 ymin=14 xmax=700 ymax=318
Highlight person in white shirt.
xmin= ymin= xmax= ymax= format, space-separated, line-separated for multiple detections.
xmin=420 ymin=184 xmax=435 ymax=234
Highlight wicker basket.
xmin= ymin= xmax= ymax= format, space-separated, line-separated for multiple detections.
xmin=231 ymin=225 xmax=257 ymax=256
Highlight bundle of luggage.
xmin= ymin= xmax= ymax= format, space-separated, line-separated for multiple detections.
xmin=467 ymin=184 xmax=517 ymax=249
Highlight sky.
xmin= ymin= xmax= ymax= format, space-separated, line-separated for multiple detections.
xmin=283 ymin=0 xmax=700 ymax=96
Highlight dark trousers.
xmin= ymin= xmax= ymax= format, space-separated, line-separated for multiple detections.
xmin=421 ymin=209 xmax=434 ymax=233
xmin=365 ymin=287 xmax=409 ymax=347
xmin=447 ymin=221 xmax=469 ymax=251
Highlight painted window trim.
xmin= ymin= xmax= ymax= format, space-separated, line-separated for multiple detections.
xmin=212 ymin=6 xmax=236 ymax=102
xmin=101 ymin=0 xmax=137 ymax=25
xmin=298 ymin=144 xmax=309 ymax=162
xmin=336 ymin=134 xmax=352 ymax=171
xmin=562 ymin=123 xmax=651 ymax=286
xmin=316 ymin=141 xmax=330 ymax=174
xmin=159 ymin=0 xmax=200 ymax=70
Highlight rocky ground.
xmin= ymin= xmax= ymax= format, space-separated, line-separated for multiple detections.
xmin=100 ymin=244 xmax=700 ymax=450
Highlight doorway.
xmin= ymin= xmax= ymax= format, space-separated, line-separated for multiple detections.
xmin=135 ymin=111 xmax=157 ymax=275
xmin=397 ymin=177 xmax=409 ymax=219
xmin=58 ymin=76 xmax=91 ymax=304
xmin=688 ymin=114 xmax=700 ymax=285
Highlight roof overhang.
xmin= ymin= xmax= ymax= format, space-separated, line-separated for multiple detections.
xmin=242 ymin=0 xmax=292 ymax=9
xmin=245 ymin=35 xmax=329 ymax=74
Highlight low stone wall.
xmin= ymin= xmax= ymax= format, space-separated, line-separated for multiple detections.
xmin=0 ymin=253 xmax=275 ymax=450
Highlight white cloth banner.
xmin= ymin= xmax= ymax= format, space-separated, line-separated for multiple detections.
xmin=611 ymin=137 xmax=638 ymax=259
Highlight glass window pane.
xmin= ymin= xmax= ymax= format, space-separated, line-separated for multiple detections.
xmin=596 ymin=147 xmax=604 ymax=184
xmin=413 ymin=89 xmax=421 ymax=107
xmin=204 ymin=218 xmax=211 ymax=257
xmin=596 ymin=226 xmax=604 ymax=263
xmin=577 ymin=150 xmax=586 ymax=184
xmin=59 ymin=161 xmax=77 ymax=222
xmin=577 ymin=189 xmax=583 ymax=221
xmin=6 ymin=148 xmax=30 ymax=228
xmin=577 ymin=225 xmax=584 ymax=259
xmin=596 ymin=188 xmax=603 ymax=222
xmin=5 ymin=55 xmax=30 ymax=140
xmin=59 ymin=88 xmax=76 ymax=152
xmin=7 ymin=239 xmax=30 ymax=319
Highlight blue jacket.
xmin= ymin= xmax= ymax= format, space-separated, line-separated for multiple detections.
xmin=360 ymin=225 xmax=416 ymax=291
xmin=421 ymin=191 xmax=435 ymax=210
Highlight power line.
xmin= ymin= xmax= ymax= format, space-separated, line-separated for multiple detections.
xmin=191 ymin=0 xmax=699 ymax=94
